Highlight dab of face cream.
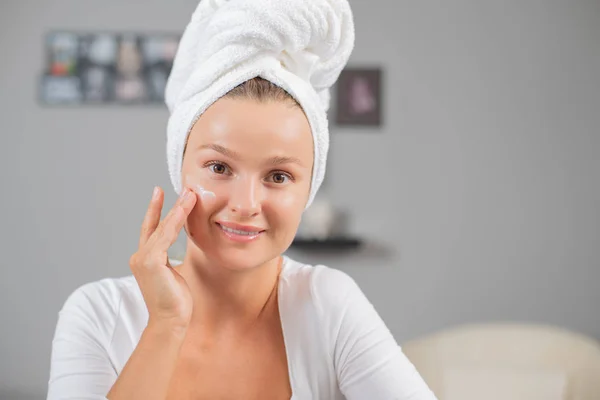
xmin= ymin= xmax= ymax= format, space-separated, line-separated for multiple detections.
xmin=185 ymin=175 xmax=216 ymax=200
xmin=193 ymin=184 xmax=216 ymax=200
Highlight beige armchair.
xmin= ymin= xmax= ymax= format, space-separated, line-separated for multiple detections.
xmin=402 ymin=323 xmax=600 ymax=400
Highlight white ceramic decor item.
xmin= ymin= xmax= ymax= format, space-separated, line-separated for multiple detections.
xmin=299 ymin=197 xmax=336 ymax=240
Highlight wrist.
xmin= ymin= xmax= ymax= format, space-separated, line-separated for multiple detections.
xmin=146 ymin=318 xmax=189 ymax=340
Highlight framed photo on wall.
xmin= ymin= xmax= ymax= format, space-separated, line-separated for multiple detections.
xmin=78 ymin=33 xmax=119 ymax=103
xmin=335 ymin=68 xmax=382 ymax=126
xmin=40 ymin=32 xmax=83 ymax=104
xmin=140 ymin=33 xmax=180 ymax=102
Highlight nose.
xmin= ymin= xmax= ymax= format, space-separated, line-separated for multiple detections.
xmin=228 ymin=177 xmax=263 ymax=218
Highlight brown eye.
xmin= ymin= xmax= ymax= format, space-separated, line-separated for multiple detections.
xmin=209 ymin=163 xmax=227 ymax=174
xmin=271 ymin=173 xmax=290 ymax=184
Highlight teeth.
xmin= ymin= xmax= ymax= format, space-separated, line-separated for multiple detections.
xmin=220 ymin=224 xmax=260 ymax=236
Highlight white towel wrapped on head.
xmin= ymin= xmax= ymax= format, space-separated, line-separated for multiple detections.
xmin=165 ymin=0 xmax=355 ymax=209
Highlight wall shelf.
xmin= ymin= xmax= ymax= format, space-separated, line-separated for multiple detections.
xmin=291 ymin=237 xmax=363 ymax=251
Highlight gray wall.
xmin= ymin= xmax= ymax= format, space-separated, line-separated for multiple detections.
xmin=1 ymin=0 xmax=599 ymax=398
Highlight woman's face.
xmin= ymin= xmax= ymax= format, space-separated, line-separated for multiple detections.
xmin=181 ymin=97 xmax=314 ymax=270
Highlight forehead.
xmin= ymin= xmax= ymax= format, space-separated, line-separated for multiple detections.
xmin=188 ymin=98 xmax=314 ymax=160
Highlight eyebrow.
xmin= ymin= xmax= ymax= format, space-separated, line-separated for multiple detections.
xmin=267 ymin=155 xmax=304 ymax=167
xmin=198 ymin=143 xmax=305 ymax=167
xmin=198 ymin=144 xmax=241 ymax=160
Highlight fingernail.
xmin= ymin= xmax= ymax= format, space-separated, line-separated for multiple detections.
xmin=152 ymin=187 xmax=159 ymax=200
xmin=179 ymin=188 xmax=188 ymax=200
xmin=181 ymin=188 xmax=193 ymax=202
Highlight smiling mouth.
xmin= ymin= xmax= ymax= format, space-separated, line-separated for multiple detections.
xmin=217 ymin=223 xmax=262 ymax=236
xmin=216 ymin=222 xmax=265 ymax=237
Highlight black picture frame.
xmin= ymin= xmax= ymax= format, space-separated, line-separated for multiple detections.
xmin=335 ymin=68 xmax=382 ymax=126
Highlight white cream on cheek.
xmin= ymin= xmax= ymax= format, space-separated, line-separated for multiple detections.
xmin=194 ymin=184 xmax=217 ymax=200
xmin=185 ymin=174 xmax=216 ymax=200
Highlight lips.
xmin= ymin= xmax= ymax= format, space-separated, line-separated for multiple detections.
xmin=216 ymin=221 xmax=266 ymax=242
xmin=217 ymin=221 xmax=265 ymax=233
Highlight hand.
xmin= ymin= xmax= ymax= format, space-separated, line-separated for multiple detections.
xmin=129 ymin=186 xmax=197 ymax=330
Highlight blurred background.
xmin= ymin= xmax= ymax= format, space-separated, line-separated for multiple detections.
xmin=1 ymin=0 xmax=599 ymax=399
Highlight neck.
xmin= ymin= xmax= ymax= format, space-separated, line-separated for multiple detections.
xmin=177 ymin=246 xmax=283 ymax=331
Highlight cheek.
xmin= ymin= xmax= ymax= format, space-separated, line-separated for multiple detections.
xmin=277 ymin=191 xmax=303 ymax=209
xmin=265 ymin=190 xmax=305 ymax=226
xmin=184 ymin=172 xmax=230 ymax=205
xmin=185 ymin=195 xmax=218 ymax=237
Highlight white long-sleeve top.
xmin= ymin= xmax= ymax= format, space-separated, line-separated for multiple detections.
xmin=47 ymin=256 xmax=437 ymax=400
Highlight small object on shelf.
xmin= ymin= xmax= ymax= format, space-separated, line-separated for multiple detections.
xmin=299 ymin=197 xmax=336 ymax=240
xmin=291 ymin=236 xmax=363 ymax=250
xmin=296 ymin=194 xmax=362 ymax=251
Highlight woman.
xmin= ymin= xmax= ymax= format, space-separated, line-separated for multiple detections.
xmin=48 ymin=0 xmax=437 ymax=399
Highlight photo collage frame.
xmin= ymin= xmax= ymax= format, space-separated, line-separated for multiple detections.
xmin=40 ymin=31 xmax=180 ymax=105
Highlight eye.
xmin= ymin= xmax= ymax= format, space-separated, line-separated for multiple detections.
xmin=269 ymin=172 xmax=293 ymax=184
xmin=206 ymin=161 xmax=230 ymax=175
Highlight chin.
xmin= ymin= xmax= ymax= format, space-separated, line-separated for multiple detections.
xmin=213 ymin=250 xmax=271 ymax=271
xmin=206 ymin=243 xmax=285 ymax=272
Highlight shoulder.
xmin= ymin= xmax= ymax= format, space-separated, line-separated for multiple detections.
xmin=61 ymin=275 xmax=137 ymax=314
xmin=57 ymin=274 xmax=139 ymax=341
xmin=280 ymin=256 xmax=364 ymax=317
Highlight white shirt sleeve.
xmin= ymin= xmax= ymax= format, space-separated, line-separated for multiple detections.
xmin=311 ymin=266 xmax=438 ymax=400
xmin=47 ymin=281 xmax=118 ymax=400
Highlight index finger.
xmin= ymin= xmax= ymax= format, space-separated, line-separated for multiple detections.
xmin=149 ymin=187 xmax=198 ymax=252
xmin=139 ymin=186 xmax=163 ymax=248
